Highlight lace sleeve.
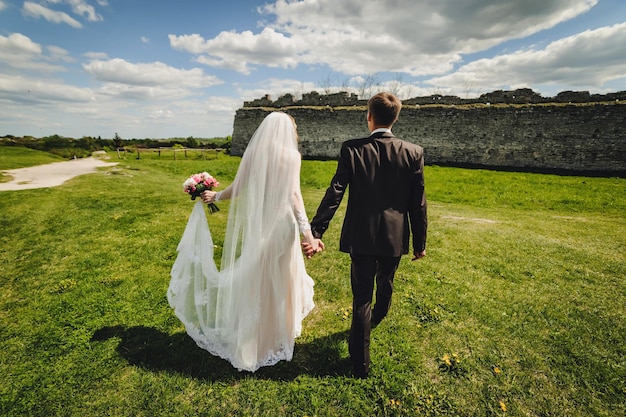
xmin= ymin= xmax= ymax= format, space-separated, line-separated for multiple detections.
xmin=292 ymin=191 xmax=311 ymax=235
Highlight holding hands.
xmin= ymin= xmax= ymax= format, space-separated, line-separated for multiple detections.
xmin=302 ymin=238 xmax=324 ymax=259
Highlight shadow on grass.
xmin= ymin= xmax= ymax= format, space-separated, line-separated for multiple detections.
xmin=91 ymin=325 xmax=351 ymax=381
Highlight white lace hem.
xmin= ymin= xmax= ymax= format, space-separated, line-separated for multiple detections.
xmin=174 ymin=292 xmax=315 ymax=372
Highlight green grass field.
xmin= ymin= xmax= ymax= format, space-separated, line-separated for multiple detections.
xmin=1 ymin=147 xmax=624 ymax=416
xmin=0 ymin=146 xmax=65 ymax=172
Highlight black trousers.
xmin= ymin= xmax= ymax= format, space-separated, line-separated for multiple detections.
xmin=348 ymin=254 xmax=401 ymax=376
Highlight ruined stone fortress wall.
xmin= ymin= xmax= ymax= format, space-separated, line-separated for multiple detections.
xmin=232 ymin=89 xmax=626 ymax=175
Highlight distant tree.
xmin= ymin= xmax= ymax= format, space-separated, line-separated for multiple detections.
xmin=43 ymin=134 xmax=71 ymax=150
xmin=319 ymin=73 xmax=338 ymax=95
xmin=186 ymin=136 xmax=198 ymax=148
xmin=386 ymin=74 xmax=404 ymax=97
xmin=113 ymin=133 xmax=123 ymax=149
xmin=355 ymin=73 xmax=380 ymax=99
xmin=223 ymin=135 xmax=232 ymax=153
xmin=77 ymin=136 xmax=98 ymax=151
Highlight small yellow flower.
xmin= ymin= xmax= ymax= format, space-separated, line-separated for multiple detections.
xmin=338 ymin=306 xmax=352 ymax=320
xmin=442 ymin=354 xmax=451 ymax=366
xmin=499 ymin=400 xmax=507 ymax=412
xmin=493 ymin=366 xmax=502 ymax=375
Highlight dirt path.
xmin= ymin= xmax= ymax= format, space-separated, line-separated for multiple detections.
xmin=0 ymin=157 xmax=119 ymax=191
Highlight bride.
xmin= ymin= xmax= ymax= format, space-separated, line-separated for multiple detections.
xmin=167 ymin=112 xmax=322 ymax=372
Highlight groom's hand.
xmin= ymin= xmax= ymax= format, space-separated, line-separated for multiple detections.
xmin=412 ymin=250 xmax=426 ymax=261
xmin=302 ymin=239 xmax=324 ymax=258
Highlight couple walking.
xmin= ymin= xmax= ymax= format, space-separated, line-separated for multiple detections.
xmin=167 ymin=92 xmax=427 ymax=378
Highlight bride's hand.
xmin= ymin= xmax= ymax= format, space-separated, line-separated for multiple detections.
xmin=302 ymin=238 xmax=324 ymax=258
xmin=201 ymin=190 xmax=217 ymax=203
xmin=301 ymin=241 xmax=315 ymax=258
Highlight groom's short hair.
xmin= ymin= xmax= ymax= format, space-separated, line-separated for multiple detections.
xmin=368 ymin=92 xmax=402 ymax=127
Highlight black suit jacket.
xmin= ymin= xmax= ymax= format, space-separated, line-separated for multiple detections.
xmin=311 ymin=131 xmax=427 ymax=257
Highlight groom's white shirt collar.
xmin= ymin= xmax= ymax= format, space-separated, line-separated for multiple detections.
xmin=371 ymin=128 xmax=392 ymax=135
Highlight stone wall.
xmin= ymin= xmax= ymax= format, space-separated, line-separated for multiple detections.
xmin=232 ymin=90 xmax=626 ymax=175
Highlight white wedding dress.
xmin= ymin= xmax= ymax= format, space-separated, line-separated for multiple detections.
xmin=167 ymin=112 xmax=315 ymax=372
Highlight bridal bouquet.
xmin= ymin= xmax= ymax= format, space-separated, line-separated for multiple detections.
xmin=183 ymin=172 xmax=220 ymax=213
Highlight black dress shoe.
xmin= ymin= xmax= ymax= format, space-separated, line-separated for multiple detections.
xmin=353 ymin=369 xmax=369 ymax=379
xmin=353 ymin=364 xmax=369 ymax=379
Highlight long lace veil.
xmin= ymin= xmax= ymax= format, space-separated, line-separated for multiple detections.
xmin=220 ymin=111 xmax=301 ymax=274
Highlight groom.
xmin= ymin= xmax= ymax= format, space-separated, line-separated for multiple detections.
xmin=304 ymin=92 xmax=427 ymax=378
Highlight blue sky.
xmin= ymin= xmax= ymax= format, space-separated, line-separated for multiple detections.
xmin=1 ymin=0 xmax=625 ymax=139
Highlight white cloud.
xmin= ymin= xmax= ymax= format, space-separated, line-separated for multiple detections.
xmin=84 ymin=51 xmax=108 ymax=60
xmin=172 ymin=0 xmax=599 ymax=77
xmin=0 ymin=73 xmax=94 ymax=105
xmin=0 ymin=33 xmax=41 ymax=56
xmin=66 ymin=0 xmax=103 ymax=22
xmin=426 ymin=22 xmax=626 ymax=95
xmin=95 ymin=82 xmax=178 ymax=101
xmin=45 ymin=0 xmax=103 ymax=22
xmin=236 ymin=78 xmax=317 ymax=102
xmin=83 ymin=58 xmax=223 ymax=89
xmin=0 ymin=31 xmax=232 ymax=138
xmin=22 ymin=1 xmax=83 ymax=28
xmin=147 ymin=109 xmax=174 ymax=120
xmin=47 ymin=45 xmax=75 ymax=63
xmin=0 ymin=33 xmax=66 ymax=72
xmin=2 ymin=0 xmax=621 ymax=139
xmin=0 ymin=69 xmax=236 ymax=138
xmin=169 ymin=27 xmax=305 ymax=75
xmin=263 ymin=0 xmax=599 ymax=75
